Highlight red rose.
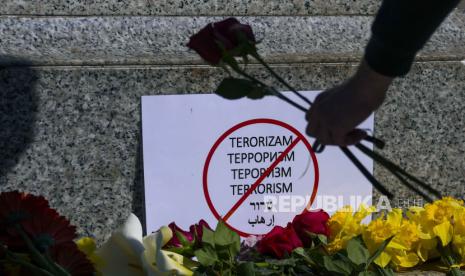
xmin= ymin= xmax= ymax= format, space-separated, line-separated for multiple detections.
xmin=187 ymin=17 xmax=256 ymax=65
xmin=292 ymin=209 xmax=330 ymax=247
xmin=189 ymin=219 xmax=212 ymax=245
xmin=256 ymin=223 xmax=302 ymax=259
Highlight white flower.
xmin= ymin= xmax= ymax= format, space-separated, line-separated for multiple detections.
xmin=96 ymin=213 xmax=195 ymax=276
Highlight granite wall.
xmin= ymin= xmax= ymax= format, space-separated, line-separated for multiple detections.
xmin=0 ymin=0 xmax=464 ymax=246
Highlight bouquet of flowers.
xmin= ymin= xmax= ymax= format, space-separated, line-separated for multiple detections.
xmin=1 ymin=191 xmax=464 ymax=275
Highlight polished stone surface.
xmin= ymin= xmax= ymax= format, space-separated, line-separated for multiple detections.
xmin=0 ymin=0 xmax=381 ymax=15
xmin=1 ymin=61 xmax=464 ymax=242
xmin=0 ymin=15 xmax=464 ymax=66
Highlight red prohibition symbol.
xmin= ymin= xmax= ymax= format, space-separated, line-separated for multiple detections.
xmin=203 ymin=118 xmax=319 ymax=237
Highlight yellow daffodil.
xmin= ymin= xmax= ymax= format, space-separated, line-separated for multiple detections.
xmin=452 ymin=209 xmax=465 ymax=267
xmin=388 ymin=220 xmax=422 ymax=269
xmin=407 ymin=197 xmax=465 ymax=260
xmin=326 ymin=204 xmax=374 ymax=253
xmin=362 ymin=209 xmax=403 ymax=268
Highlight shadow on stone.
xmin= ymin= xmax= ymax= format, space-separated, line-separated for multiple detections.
xmin=132 ymin=126 xmax=147 ymax=234
xmin=0 ymin=58 xmax=38 ymax=179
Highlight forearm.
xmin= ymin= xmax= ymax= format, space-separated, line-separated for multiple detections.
xmin=365 ymin=0 xmax=460 ymax=77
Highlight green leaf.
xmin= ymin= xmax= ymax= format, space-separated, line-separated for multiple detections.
xmin=237 ymin=262 xmax=255 ymax=276
xmin=366 ymin=236 xmax=394 ymax=269
xmin=175 ymin=230 xmax=192 ymax=247
xmin=194 ymin=245 xmax=218 ymax=266
xmin=215 ymin=77 xmax=265 ymax=100
xmin=373 ymin=264 xmax=395 ymax=276
xmin=317 ymin=234 xmax=328 ymax=245
xmin=347 ymin=238 xmax=370 ymax=265
xmin=201 ymin=227 xmax=215 ymax=246
xmin=266 ymin=258 xmax=296 ymax=267
xmin=323 ymin=256 xmax=353 ymax=275
xmin=214 ymin=221 xmax=240 ymax=250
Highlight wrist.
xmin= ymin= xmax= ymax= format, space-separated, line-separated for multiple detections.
xmin=350 ymin=59 xmax=393 ymax=109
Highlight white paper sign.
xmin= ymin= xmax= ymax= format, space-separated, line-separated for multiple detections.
xmin=142 ymin=92 xmax=373 ymax=236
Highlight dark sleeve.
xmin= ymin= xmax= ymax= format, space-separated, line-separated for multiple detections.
xmin=364 ymin=0 xmax=460 ymax=77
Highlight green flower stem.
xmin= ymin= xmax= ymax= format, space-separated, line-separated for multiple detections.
xmin=356 ymin=143 xmax=442 ymax=201
xmin=231 ymin=66 xmax=308 ymax=112
xmin=44 ymin=251 xmax=71 ymax=276
xmin=340 ymin=147 xmax=394 ymax=199
xmin=15 ymin=224 xmax=60 ymax=275
xmin=2 ymin=258 xmax=55 ymax=276
xmin=0 ymin=243 xmax=55 ymax=276
xmin=251 ymin=51 xmax=313 ymax=106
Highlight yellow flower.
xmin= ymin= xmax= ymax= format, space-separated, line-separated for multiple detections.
xmin=363 ymin=209 xmax=402 ymax=252
xmin=452 ymin=210 xmax=465 ymax=266
xmin=424 ymin=197 xmax=463 ymax=225
xmin=409 ymin=197 xmax=464 ymax=249
xmin=326 ymin=204 xmax=374 ymax=253
xmin=391 ymin=220 xmax=420 ymax=251
xmin=362 ymin=209 xmax=404 ymax=268
xmin=388 ymin=220 xmax=423 ymax=269
xmin=391 ymin=251 xmax=420 ymax=268
xmin=76 ymin=237 xmax=105 ymax=274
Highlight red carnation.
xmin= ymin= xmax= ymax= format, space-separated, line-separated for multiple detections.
xmin=165 ymin=222 xmax=194 ymax=247
xmin=257 ymin=223 xmax=303 ymax=259
xmin=292 ymin=209 xmax=330 ymax=247
xmin=187 ymin=17 xmax=256 ymax=65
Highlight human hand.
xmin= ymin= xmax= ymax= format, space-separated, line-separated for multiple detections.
xmin=305 ymin=60 xmax=393 ymax=146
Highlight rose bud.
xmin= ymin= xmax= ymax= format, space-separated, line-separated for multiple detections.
xmin=165 ymin=222 xmax=194 ymax=247
xmin=187 ymin=17 xmax=256 ymax=65
xmin=292 ymin=209 xmax=330 ymax=247
xmin=189 ymin=219 xmax=212 ymax=245
xmin=256 ymin=223 xmax=303 ymax=259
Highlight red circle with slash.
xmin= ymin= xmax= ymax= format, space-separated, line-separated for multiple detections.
xmin=202 ymin=118 xmax=319 ymax=237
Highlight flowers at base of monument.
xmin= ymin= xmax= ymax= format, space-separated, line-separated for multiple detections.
xmin=3 ymin=191 xmax=464 ymax=275
xmin=0 ymin=190 xmax=95 ymax=276
xmin=327 ymin=197 xmax=465 ymax=275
